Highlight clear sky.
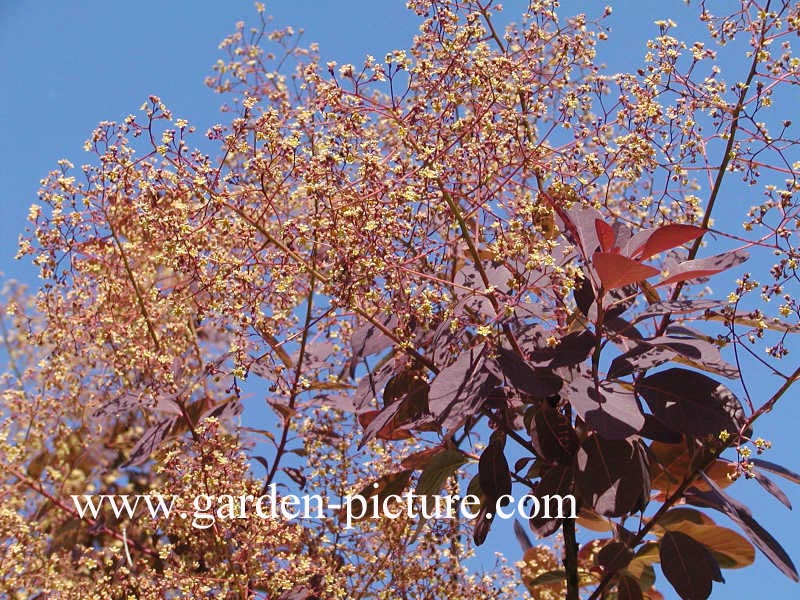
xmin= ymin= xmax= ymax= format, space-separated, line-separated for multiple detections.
xmin=2 ymin=2 xmax=799 ymax=598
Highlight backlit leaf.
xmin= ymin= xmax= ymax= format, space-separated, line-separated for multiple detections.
xmin=631 ymin=224 xmax=705 ymax=261
xmin=596 ymin=219 xmax=617 ymax=252
xmin=658 ymin=521 xmax=754 ymax=569
xmin=593 ymin=252 xmax=660 ymax=290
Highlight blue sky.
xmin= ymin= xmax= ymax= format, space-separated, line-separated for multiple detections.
xmin=2 ymin=2 xmax=800 ymax=598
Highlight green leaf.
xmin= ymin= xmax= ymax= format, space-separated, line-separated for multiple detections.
xmin=415 ymin=449 xmax=468 ymax=497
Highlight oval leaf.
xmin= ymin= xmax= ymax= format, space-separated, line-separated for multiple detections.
xmin=660 ymin=530 xmax=724 ymax=600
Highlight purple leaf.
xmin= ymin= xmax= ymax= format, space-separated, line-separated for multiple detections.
xmin=617 ymin=574 xmax=645 ymax=600
xmin=660 ymin=530 xmax=724 ymax=600
xmin=752 ymin=469 xmax=792 ymax=510
xmin=564 ymin=376 xmax=645 ymax=440
xmin=351 ymin=314 xmax=396 ymax=361
xmin=597 ymin=541 xmax=634 ymax=573
xmin=122 ymin=418 xmax=177 ymax=468
xmin=658 ymin=250 xmax=748 ymax=287
xmin=357 ymin=400 xmax=403 ymax=448
xmin=353 ymin=360 xmax=395 ymax=410
xmin=694 ymin=473 xmax=798 ymax=582
xmin=529 ymin=404 xmax=579 ymax=465
xmin=750 ymin=458 xmax=800 ymax=485
xmin=428 ymin=344 xmax=490 ymax=431
xmin=635 ymin=299 xmax=726 ymax=320
xmin=636 ymin=368 xmax=746 ymax=438
xmin=576 ymin=436 xmax=649 ymax=517
xmin=608 ymin=345 xmax=675 ymax=379
xmin=529 ymin=464 xmax=575 ymax=537
xmin=529 ymin=331 xmax=596 ymax=368
xmin=494 ymin=347 xmax=562 ymax=398
xmin=479 ymin=438 xmax=512 ymax=502
xmin=564 ymin=206 xmax=604 ymax=260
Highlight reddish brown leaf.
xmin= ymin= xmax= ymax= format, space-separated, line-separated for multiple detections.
xmin=593 ymin=252 xmax=659 ymax=290
xmin=658 ymin=520 xmax=755 ymax=569
xmin=358 ymin=407 xmax=414 ymax=442
xmin=400 ymin=446 xmax=447 ymax=470
xmin=632 ymin=224 xmax=705 ymax=261
xmin=596 ymin=218 xmax=617 ymax=252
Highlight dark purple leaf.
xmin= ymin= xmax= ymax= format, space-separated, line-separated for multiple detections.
xmin=430 ymin=312 xmax=467 ymax=366
xmin=299 ymin=340 xmax=337 ymax=369
xmin=604 ymin=315 xmax=643 ymax=340
xmin=353 ymin=360 xmax=395 ymax=411
xmin=639 ymin=414 xmax=683 ymax=443
xmin=750 ymin=458 xmax=800 ymax=485
xmin=576 ymin=436 xmax=649 ymax=517
xmin=637 ymin=368 xmax=746 ymax=439
xmin=660 ymin=530 xmax=724 ymax=600
xmin=94 ymin=391 xmax=182 ymax=418
xmin=617 ymin=574 xmax=645 ymax=600
xmin=656 ymin=326 xmax=738 ymax=379
xmin=201 ymin=398 xmax=243 ymax=421
xmin=529 ymin=404 xmax=579 ymax=465
xmin=694 ymin=473 xmax=798 ymax=581
xmin=473 ymin=504 xmax=495 ymax=545
xmin=574 ymin=274 xmax=595 ymax=316
xmin=479 ymin=438 xmax=512 ymax=503
xmin=309 ymin=392 xmax=358 ymax=412
xmin=606 ymin=283 xmax=639 ymax=319
xmin=635 ymin=299 xmax=726 ymax=320
xmin=529 ymin=331 xmax=596 ymax=368
xmin=514 ymin=519 xmax=534 ymax=552
xmin=564 ymin=376 xmax=645 ymax=440
xmin=565 ymin=206 xmax=604 ymax=260
xmin=357 ymin=400 xmax=403 ymax=448
xmin=608 ymin=345 xmax=675 ymax=379
xmin=529 ymin=464 xmax=575 ymax=537
xmin=122 ymin=417 xmax=177 ymax=467
xmin=597 ymin=541 xmax=634 ymax=572
xmin=454 ymin=263 xmax=514 ymax=318
xmin=752 ymin=469 xmax=792 ymax=510
xmin=495 ymin=347 xmax=562 ymax=398
xmin=350 ymin=314 xmax=396 ymax=362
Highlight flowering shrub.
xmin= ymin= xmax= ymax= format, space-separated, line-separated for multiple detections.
xmin=4 ymin=1 xmax=800 ymax=598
